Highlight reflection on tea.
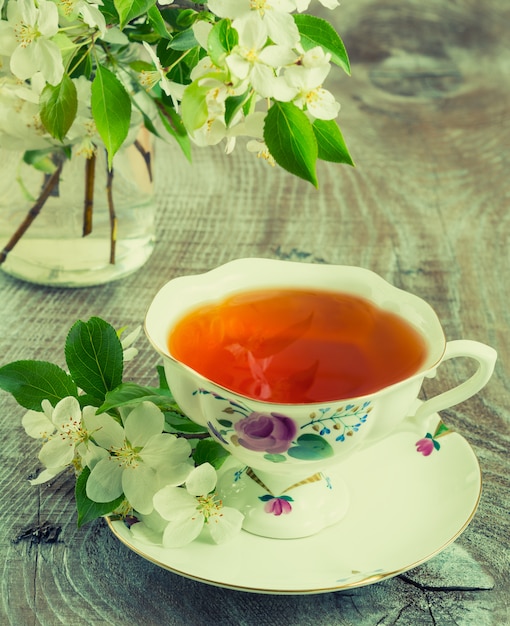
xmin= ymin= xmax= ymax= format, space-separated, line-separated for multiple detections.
xmin=167 ymin=288 xmax=428 ymax=403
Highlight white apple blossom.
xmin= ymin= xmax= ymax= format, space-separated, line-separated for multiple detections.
xmin=56 ymin=0 xmax=107 ymax=37
xmin=208 ymin=0 xmax=299 ymax=48
xmin=284 ymin=62 xmax=340 ymax=119
xmin=140 ymin=41 xmax=185 ymax=110
xmin=293 ymin=0 xmax=339 ymax=11
xmin=85 ymin=401 xmax=193 ymax=515
xmin=22 ymin=396 xmax=99 ymax=484
xmin=0 ymin=0 xmax=64 ymax=85
xmin=225 ymin=18 xmax=297 ymax=99
xmin=153 ymin=462 xmax=244 ymax=547
xmin=119 ymin=325 xmax=142 ymax=362
xmin=247 ymin=138 xmax=276 ymax=166
xmin=0 ymin=74 xmax=55 ymax=149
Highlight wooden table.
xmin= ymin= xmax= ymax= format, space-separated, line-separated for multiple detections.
xmin=1 ymin=1 xmax=508 ymax=623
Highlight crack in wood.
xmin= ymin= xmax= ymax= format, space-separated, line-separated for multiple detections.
xmin=398 ymin=573 xmax=494 ymax=593
xmin=12 ymin=522 xmax=62 ymax=546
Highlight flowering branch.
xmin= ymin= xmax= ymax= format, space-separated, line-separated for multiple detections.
xmin=83 ymin=154 xmax=96 ymax=237
xmin=0 ymin=157 xmax=64 ymax=265
xmin=1 ymin=1 xmax=354 ymax=268
xmin=0 ymin=317 xmax=234 ymax=545
xmin=1 ymin=0 xmax=353 ymax=187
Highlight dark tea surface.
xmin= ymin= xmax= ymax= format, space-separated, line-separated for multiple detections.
xmin=168 ymin=289 xmax=428 ymax=403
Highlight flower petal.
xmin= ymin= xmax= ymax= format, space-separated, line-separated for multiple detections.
xmin=84 ymin=412 xmax=124 ymax=449
xmin=51 ymin=396 xmax=81 ymax=430
xmin=185 ymin=462 xmax=217 ymax=497
xmin=29 ymin=466 xmax=66 ymax=485
xmin=140 ymin=434 xmax=191 ymax=469
xmin=208 ymin=507 xmax=244 ymax=544
xmin=76 ymin=441 xmax=109 ymax=470
xmin=263 ymin=10 xmax=299 ymax=48
xmin=162 ymin=516 xmax=204 ymax=548
xmin=129 ymin=521 xmax=163 ymax=545
xmin=122 ymin=464 xmax=157 ymax=515
xmin=39 ymin=436 xmax=75 ymax=468
xmin=22 ymin=409 xmax=54 ymax=438
xmin=124 ymin=402 xmax=164 ymax=446
xmin=153 ymin=485 xmax=197 ymax=520
xmin=86 ymin=458 xmax=123 ymax=502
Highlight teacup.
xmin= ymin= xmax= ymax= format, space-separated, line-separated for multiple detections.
xmin=145 ymin=259 xmax=497 ymax=539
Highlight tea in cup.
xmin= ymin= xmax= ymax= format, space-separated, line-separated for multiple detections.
xmin=145 ymin=259 xmax=497 ymax=538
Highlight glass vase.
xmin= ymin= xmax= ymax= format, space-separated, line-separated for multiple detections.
xmin=0 ymin=130 xmax=155 ymax=287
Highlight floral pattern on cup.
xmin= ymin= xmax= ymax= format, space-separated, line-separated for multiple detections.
xmin=416 ymin=420 xmax=451 ymax=456
xmin=259 ymin=494 xmax=294 ymax=515
xmin=192 ymin=388 xmax=371 ymax=463
xmin=234 ymin=412 xmax=297 ymax=454
xmin=242 ymin=467 xmax=325 ymax=517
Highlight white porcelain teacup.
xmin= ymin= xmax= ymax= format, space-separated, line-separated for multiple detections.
xmin=145 ymin=259 xmax=497 ymax=539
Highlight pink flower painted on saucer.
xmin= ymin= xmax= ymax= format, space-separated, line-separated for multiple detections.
xmin=416 ymin=421 xmax=451 ymax=456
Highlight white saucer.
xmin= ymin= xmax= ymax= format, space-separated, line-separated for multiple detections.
xmin=107 ymin=415 xmax=481 ymax=595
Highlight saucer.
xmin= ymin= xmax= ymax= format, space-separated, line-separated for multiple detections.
xmin=107 ymin=414 xmax=481 ymax=594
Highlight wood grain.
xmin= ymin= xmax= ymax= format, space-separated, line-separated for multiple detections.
xmin=1 ymin=0 xmax=509 ymax=624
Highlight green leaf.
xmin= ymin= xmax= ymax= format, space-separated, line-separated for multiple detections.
xmin=69 ymin=46 xmax=93 ymax=80
xmin=147 ymin=4 xmax=170 ymax=39
xmin=75 ymin=467 xmax=125 ymax=527
xmin=98 ymin=382 xmax=181 ymax=413
xmin=181 ymin=80 xmax=210 ymax=132
xmin=312 ymin=119 xmax=354 ymax=165
xmin=22 ymin=149 xmax=59 ymax=174
xmin=224 ymin=90 xmax=250 ymax=127
xmin=114 ymin=0 xmax=155 ymax=29
xmin=176 ymin=8 xmax=198 ymax=29
xmin=169 ymin=28 xmax=198 ymax=51
xmin=39 ymin=74 xmax=78 ymax=141
xmin=0 ymin=360 xmax=78 ymax=410
xmin=208 ymin=18 xmax=238 ymax=67
xmin=264 ymin=101 xmax=318 ymax=187
xmin=65 ymin=317 xmax=123 ymax=403
xmin=157 ymin=101 xmax=192 ymax=162
xmin=193 ymin=439 xmax=230 ymax=469
xmin=91 ymin=64 xmax=131 ymax=168
xmin=164 ymin=413 xmax=208 ymax=433
xmin=294 ymin=14 xmax=350 ymax=74
xmin=157 ymin=365 xmax=169 ymax=390
xmin=98 ymin=0 xmax=119 ymax=23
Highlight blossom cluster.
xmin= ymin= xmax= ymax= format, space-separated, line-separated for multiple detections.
xmin=22 ymin=394 xmax=243 ymax=546
xmin=0 ymin=317 xmax=243 ymax=548
xmin=0 ymin=0 xmax=351 ymax=183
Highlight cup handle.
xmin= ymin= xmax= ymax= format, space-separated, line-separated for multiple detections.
xmin=411 ymin=340 xmax=497 ymax=423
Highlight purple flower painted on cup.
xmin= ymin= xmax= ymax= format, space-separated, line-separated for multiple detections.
xmin=234 ymin=412 xmax=297 ymax=454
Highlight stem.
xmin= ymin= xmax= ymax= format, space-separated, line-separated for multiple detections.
xmin=134 ymin=139 xmax=153 ymax=182
xmin=0 ymin=159 xmax=64 ymax=265
xmin=83 ymin=153 xmax=96 ymax=236
xmin=105 ymin=161 xmax=117 ymax=265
